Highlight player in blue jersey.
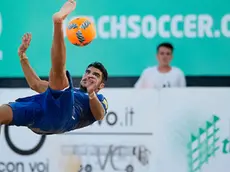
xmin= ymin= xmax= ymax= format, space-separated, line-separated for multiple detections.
xmin=0 ymin=0 xmax=108 ymax=135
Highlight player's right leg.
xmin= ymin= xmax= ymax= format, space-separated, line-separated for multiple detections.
xmin=0 ymin=99 xmax=42 ymax=128
xmin=49 ymin=0 xmax=76 ymax=90
xmin=0 ymin=105 xmax=13 ymax=125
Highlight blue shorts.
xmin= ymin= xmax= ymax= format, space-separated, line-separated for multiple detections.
xmin=8 ymin=71 xmax=75 ymax=134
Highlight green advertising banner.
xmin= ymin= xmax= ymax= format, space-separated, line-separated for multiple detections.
xmin=0 ymin=0 xmax=230 ymax=77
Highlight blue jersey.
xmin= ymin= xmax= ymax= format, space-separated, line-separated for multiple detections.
xmin=69 ymin=88 xmax=108 ymax=130
xmin=8 ymin=71 xmax=108 ymax=135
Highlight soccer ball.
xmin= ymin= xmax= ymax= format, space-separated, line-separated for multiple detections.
xmin=66 ymin=17 xmax=96 ymax=46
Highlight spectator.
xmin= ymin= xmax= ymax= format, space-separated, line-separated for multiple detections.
xmin=134 ymin=42 xmax=186 ymax=89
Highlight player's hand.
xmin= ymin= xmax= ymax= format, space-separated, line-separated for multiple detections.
xmin=18 ymin=33 xmax=32 ymax=57
xmin=85 ymin=76 xmax=98 ymax=94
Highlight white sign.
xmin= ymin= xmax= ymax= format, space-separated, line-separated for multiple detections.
xmin=154 ymin=88 xmax=230 ymax=172
xmin=1 ymin=88 xmax=230 ymax=172
xmin=0 ymin=89 xmax=158 ymax=172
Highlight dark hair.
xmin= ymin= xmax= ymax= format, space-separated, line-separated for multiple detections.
xmin=157 ymin=42 xmax=174 ymax=52
xmin=87 ymin=62 xmax=108 ymax=82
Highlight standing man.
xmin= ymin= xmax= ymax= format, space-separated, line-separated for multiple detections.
xmin=134 ymin=43 xmax=186 ymax=89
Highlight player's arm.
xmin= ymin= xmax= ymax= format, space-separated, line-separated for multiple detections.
xmin=88 ymin=92 xmax=107 ymax=120
xmin=86 ymin=76 xmax=108 ymax=120
xmin=18 ymin=33 xmax=49 ymax=93
xmin=19 ymin=54 xmax=49 ymax=93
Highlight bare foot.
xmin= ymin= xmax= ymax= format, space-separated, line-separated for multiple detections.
xmin=53 ymin=0 xmax=76 ymax=23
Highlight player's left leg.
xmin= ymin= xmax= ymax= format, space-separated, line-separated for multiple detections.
xmin=49 ymin=0 xmax=76 ymax=91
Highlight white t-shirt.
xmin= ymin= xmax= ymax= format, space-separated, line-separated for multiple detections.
xmin=134 ymin=66 xmax=186 ymax=89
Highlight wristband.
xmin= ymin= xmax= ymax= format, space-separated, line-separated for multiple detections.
xmin=20 ymin=53 xmax=28 ymax=61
